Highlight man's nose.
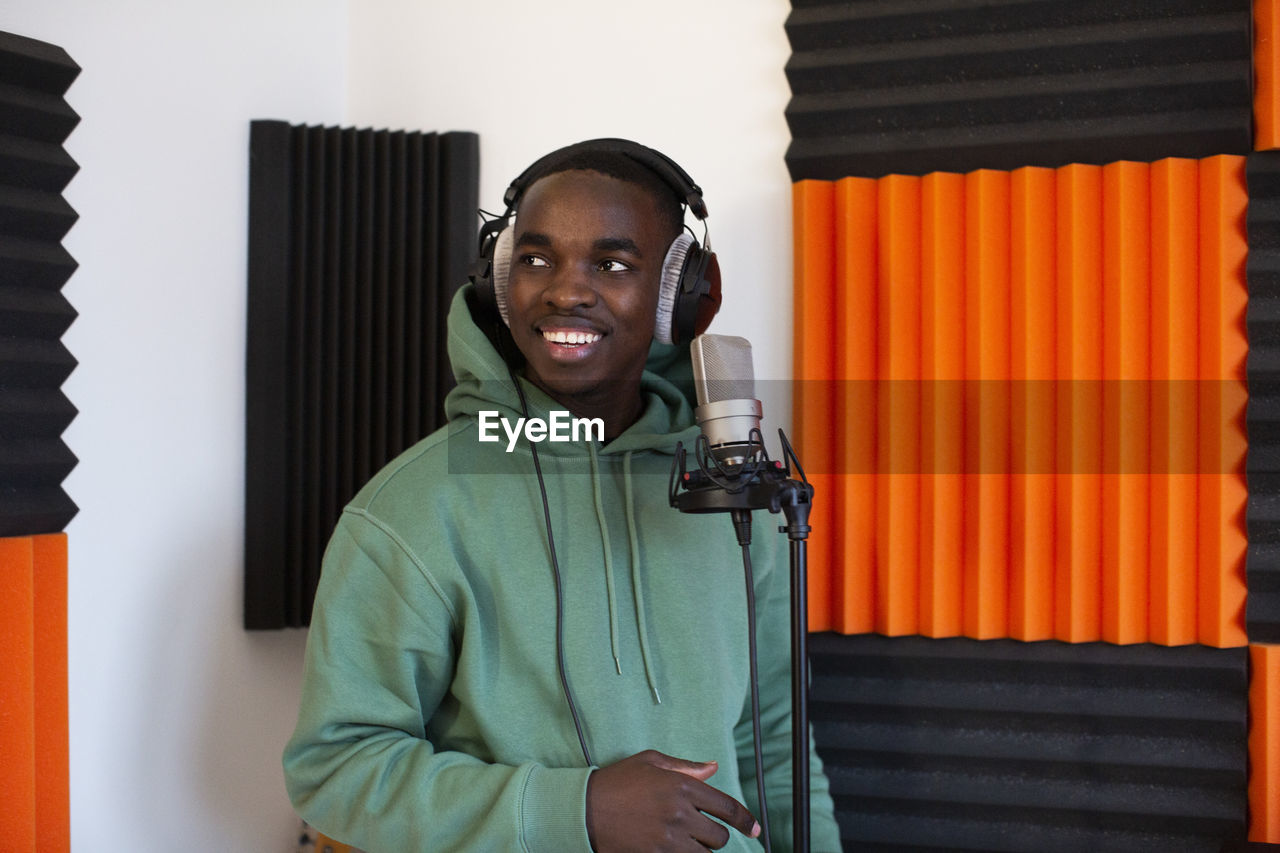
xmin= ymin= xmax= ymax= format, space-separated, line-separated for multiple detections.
xmin=545 ymin=262 xmax=597 ymax=309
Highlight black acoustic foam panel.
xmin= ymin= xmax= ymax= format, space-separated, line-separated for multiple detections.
xmin=1247 ymin=152 xmax=1280 ymax=644
xmin=809 ymin=632 xmax=1248 ymax=852
xmin=244 ymin=121 xmax=479 ymax=629
xmin=0 ymin=31 xmax=80 ymax=536
xmin=784 ymin=0 xmax=1253 ymax=181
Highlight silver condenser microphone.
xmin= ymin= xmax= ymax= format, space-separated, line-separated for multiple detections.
xmin=690 ymin=334 xmax=764 ymax=467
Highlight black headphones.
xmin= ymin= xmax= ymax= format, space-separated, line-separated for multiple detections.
xmin=468 ymin=138 xmax=722 ymax=346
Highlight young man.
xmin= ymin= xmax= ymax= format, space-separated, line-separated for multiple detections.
xmin=283 ymin=141 xmax=842 ymax=852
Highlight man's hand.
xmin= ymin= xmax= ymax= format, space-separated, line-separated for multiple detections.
xmin=585 ymin=749 xmax=762 ymax=852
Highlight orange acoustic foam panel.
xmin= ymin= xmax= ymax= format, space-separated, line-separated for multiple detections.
xmin=315 ymin=832 xmax=363 ymax=853
xmin=793 ymin=179 xmax=839 ymax=631
xmin=0 ymin=534 xmax=70 ymax=851
xmin=1259 ymin=0 xmax=1280 ymax=150
xmin=792 ymin=156 xmax=1248 ymax=647
xmin=1251 ymin=644 xmax=1280 ymax=842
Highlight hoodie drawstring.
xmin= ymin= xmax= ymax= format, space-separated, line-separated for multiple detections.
xmin=588 ymin=444 xmax=662 ymax=704
xmin=623 ymin=451 xmax=662 ymax=704
xmin=587 ymin=443 xmax=623 ymax=676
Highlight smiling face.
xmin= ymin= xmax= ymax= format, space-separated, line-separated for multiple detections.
xmin=505 ymin=169 xmax=676 ymax=436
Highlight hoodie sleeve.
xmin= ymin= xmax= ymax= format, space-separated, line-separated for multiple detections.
xmin=282 ymin=510 xmax=594 ymax=853
xmin=734 ymin=534 xmax=844 ymax=853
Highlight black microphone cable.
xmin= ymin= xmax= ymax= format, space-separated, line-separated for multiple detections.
xmin=731 ymin=508 xmax=774 ymax=853
xmin=500 ymin=343 xmax=594 ymax=768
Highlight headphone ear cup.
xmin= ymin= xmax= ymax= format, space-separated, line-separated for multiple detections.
xmin=656 ymin=234 xmax=721 ymax=346
xmin=655 ymin=233 xmax=695 ymax=345
xmin=683 ymin=247 xmax=721 ymax=341
xmin=490 ymin=224 xmax=514 ymax=326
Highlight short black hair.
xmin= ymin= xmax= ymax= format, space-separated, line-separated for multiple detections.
xmin=520 ymin=149 xmax=685 ymax=242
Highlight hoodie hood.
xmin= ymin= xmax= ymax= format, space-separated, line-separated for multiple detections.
xmin=444 ymin=285 xmax=701 ymax=455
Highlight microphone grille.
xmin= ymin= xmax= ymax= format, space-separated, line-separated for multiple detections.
xmin=691 ymin=334 xmax=755 ymax=405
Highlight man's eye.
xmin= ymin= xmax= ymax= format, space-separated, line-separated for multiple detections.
xmin=598 ymin=259 xmax=632 ymax=273
xmin=519 ymin=255 xmax=550 ymax=268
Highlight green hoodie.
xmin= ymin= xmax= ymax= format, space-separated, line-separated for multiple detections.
xmin=283 ymin=287 xmax=841 ymax=852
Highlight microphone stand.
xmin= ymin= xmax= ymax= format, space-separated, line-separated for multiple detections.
xmin=670 ymin=429 xmax=813 ymax=853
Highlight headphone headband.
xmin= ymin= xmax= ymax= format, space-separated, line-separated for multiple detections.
xmin=501 ymin=138 xmax=708 ymax=221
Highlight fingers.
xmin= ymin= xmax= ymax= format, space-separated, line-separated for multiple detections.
xmin=687 ymin=812 xmax=732 ymax=850
xmin=593 ymin=750 xmax=760 ymax=851
xmin=642 ymin=750 xmax=720 ymax=782
xmin=641 ymin=751 xmax=761 ymax=841
xmin=689 ymin=783 xmax=760 ymax=842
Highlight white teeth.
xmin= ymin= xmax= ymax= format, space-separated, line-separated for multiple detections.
xmin=543 ymin=330 xmax=601 ymax=345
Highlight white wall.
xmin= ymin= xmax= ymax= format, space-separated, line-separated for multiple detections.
xmin=4 ymin=1 xmax=794 ymax=849
xmin=5 ymin=2 xmax=346 ymax=849
xmin=347 ymin=0 xmax=798 ymax=403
